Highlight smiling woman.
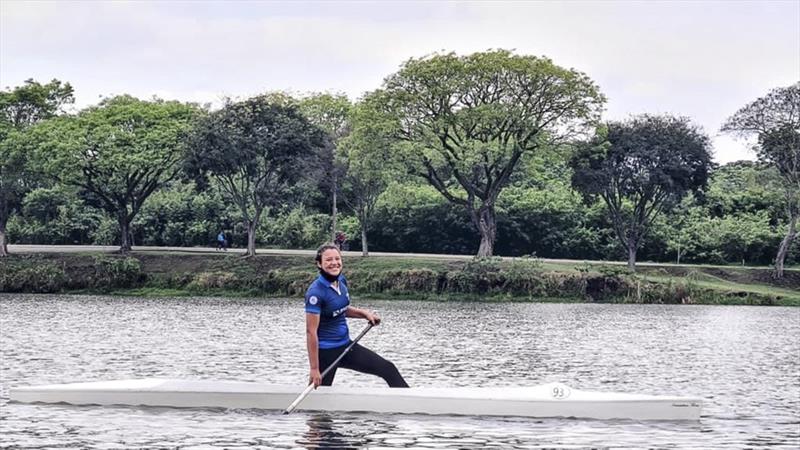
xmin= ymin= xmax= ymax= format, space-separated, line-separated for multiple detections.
xmin=304 ymin=243 xmax=409 ymax=388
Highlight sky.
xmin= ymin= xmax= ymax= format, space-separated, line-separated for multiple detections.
xmin=1 ymin=0 xmax=798 ymax=164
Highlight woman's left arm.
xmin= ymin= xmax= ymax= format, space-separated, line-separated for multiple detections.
xmin=346 ymin=306 xmax=381 ymax=325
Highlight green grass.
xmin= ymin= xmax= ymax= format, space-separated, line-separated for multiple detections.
xmin=642 ymin=274 xmax=800 ymax=301
xmin=4 ymin=250 xmax=796 ymax=305
xmin=347 ymin=256 xmax=453 ymax=271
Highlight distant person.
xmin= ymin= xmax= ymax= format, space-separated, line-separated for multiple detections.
xmin=216 ymin=231 xmax=227 ymax=251
xmin=304 ymin=243 xmax=408 ymax=388
xmin=334 ymin=231 xmax=347 ymax=251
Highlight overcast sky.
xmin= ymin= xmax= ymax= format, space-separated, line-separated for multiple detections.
xmin=2 ymin=0 xmax=798 ymax=164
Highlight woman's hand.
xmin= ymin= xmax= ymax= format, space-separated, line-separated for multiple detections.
xmin=309 ymin=368 xmax=322 ymax=388
xmin=364 ymin=311 xmax=381 ymax=326
xmin=345 ymin=307 xmax=381 ymax=326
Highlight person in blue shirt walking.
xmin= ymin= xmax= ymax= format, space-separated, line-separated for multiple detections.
xmin=216 ymin=230 xmax=227 ymax=251
xmin=305 ymin=243 xmax=409 ymax=388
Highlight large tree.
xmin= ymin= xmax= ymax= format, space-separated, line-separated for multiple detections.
xmin=184 ymin=95 xmax=324 ymax=257
xmin=722 ymin=82 xmax=800 ymax=278
xmin=0 ymin=79 xmax=74 ymax=256
xmin=338 ymin=97 xmax=399 ymax=256
xmin=298 ymin=93 xmax=352 ymax=242
xmin=570 ymin=115 xmax=713 ymax=271
xmin=369 ymin=50 xmax=605 ymax=256
xmin=30 ymin=95 xmax=199 ymax=252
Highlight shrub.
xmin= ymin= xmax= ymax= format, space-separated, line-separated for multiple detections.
xmin=0 ymin=261 xmax=66 ymax=293
xmin=93 ymin=256 xmax=143 ymax=288
xmin=191 ymin=271 xmax=240 ymax=289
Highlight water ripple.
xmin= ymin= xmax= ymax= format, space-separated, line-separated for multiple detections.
xmin=1 ymin=294 xmax=798 ymax=449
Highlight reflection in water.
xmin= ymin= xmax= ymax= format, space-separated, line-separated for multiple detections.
xmin=299 ymin=413 xmax=401 ymax=450
xmin=299 ymin=414 xmax=360 ymax=450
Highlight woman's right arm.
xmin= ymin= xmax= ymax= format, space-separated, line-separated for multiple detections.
xmin=306 ymin=312 xmax=321 ymax=387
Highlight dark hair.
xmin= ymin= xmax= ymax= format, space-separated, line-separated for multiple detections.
xmin=315 ymin=243 xmax=341 ymax=263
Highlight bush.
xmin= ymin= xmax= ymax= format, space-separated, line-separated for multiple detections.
xmin=348 ymin=268 xmax=441 ymax=294
xmin=93 ymin=256 xmax=143 ymax=288
xmin=259 ymin=207 xmax=330 ymax=249
xmin=0 ymin=261 xmax=66 ymax=293
xmin=191 ymin=271 xmax=240 ymax=289
xmin=247 ymin=270 xmax=314 ymax=295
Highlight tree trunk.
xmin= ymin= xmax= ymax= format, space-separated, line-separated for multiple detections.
xmin=0 ymin=219 xmax=8 ymax=257
xmin=331 ymin=177 xmax=338 ymax=243
xmin=0 ymin=200 xmax=8 ymax=256
xmin=246 ymin=220 xmax=257 ymax=257
xmin=627 ymin=242 xmax=637 ymax=272
xmin=774 ymin=214 xmax=798 ymax=279
xmin=361 ymin=227 xmax=369 ymax=257
xmin=118 ymin=215 xmax=132 ymax=253
xmin=475 ymin=206 xmax=497 ymax=258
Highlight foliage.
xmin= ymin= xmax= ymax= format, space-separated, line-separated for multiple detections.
xmin=703 ymin=161 xmax=783 ymax=218
xmin=132 ymin=180 xmax=233 ymax=247
xmin=28 ymin=95 xmax=200 ymax=252
xmin=92 ymin=255 xmax=143 ymax=288
xmin=191 ymin=271 xmax=240 ymax=289
xmin=337 ymin=96 xmax=401 ymax=254
xmin=722 ymin=82 xmax=800 ymax=277
xmin=184 ymin=94 xmax=325 ymax=256
xmin=369 ymin=182 xmax=477 ymax=254
xmin=570 ymin=114 xmax=714 ymax=271
xmin=368 ymin=49 xmax=605 ymax=256
xmin=7 ymin=186 xmax=105 ymax=244
xmin=258 ymin=206 xmax=331 ymax=249
xmin=0 ymin=78 xmax=74 ymax=256
xmin=0 ymin=259 xmax=66 ymax=293
xmin=2 ymin=73 xmax=790 ymax=271
xmin=298 ymin=92 xmax=353 ymax=239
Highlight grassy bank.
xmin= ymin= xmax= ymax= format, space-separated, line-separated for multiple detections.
xmin=0 ymin=251 xmax=797 ymax=306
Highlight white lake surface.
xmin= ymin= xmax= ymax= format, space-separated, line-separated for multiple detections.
xmin=1 ymin=294 xmax=798 ymax=449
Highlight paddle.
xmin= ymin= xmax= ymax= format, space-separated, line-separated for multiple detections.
xmin=283 ymin=322 xmax=374 ymax=414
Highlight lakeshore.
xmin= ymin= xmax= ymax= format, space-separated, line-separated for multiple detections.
xmin=0 ymin=248 xmax=796 ymax=305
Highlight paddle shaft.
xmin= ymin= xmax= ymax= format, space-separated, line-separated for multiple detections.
xmin=282 ymin=322 xmax=374 ymax=414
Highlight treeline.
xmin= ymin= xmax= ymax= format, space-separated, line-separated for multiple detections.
xmin=5 ymin=157 xmax=790 ymax=267
xmin=1 ymin=50 xmax=797 ymax=277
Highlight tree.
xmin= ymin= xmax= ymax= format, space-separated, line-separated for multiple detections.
xmin=368 ymin=50 xmax=605 ymax=257
xmin=338 ymin=98 xmax=399 ymax=256
xmin=30 ymin=95 xmax=199 ymax=252
xmin=570 ymin=115 xmax=714 ymax=271
xmin=184 ymin=95 xmax=324 ymax=257
xmin=722 ymin=83 xmax=800 ymax=277
xmin=298 ymin=93 xmax=352 ymax=242
xmin=0 ymin=79 xmax=74 ymax=256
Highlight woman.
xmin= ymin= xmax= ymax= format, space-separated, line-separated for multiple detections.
xmin=305 ymin=243 xmax=409 ymax=388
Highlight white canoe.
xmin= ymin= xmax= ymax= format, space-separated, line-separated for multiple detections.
xmin=10 ymin=378 xmax=702 ymax=421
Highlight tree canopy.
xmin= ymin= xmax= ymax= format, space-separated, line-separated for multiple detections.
xmin=184 ymin=95 xmax=325 ymax=256
xmin=722 ymin=82 xmax=800 ymax=277
xmin=298 ymin=93 xmax=353 ymax=241
xmin=369 ymin=49 xmax=605 ymax=256
xmin=570 ymin=114 xmax=714 ymax=271
xmin=337 ymin=96 xmax=402 ymax=255
xmin=29 ymin=95 xmax=199 ymax=252
xmin=0 ymin=79 xmax=74 ymax=256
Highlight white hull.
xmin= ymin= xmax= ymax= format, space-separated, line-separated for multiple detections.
xmin=10 ymin=379 xmax=702 ymax=421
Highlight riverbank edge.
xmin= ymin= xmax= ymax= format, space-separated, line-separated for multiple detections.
xmin=0 ymin=252 xmax=796 ymax=306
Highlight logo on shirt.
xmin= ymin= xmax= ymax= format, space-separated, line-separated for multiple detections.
xmin=309 ymin=296 xmax=318 ymax=305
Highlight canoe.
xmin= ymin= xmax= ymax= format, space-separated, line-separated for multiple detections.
xmin=10 ymin=378 xmax=702 ymax=421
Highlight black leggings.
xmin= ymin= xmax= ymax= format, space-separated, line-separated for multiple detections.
xmin=319 ymin=342 xmax=409 ymax=388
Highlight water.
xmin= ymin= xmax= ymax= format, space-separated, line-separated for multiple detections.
xmin=1 ymin=294 xmax=798 ymax=449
